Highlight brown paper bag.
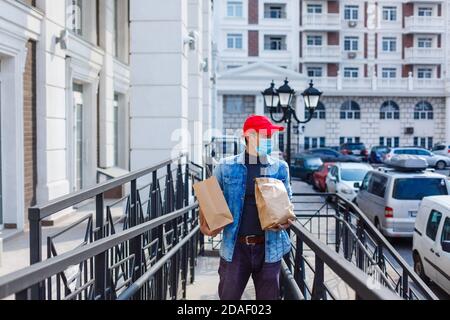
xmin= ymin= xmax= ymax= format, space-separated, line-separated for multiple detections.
xmin=255 ymin=178 xmax=295 ymax=230
xmin=193 ymin=176 xmax=234 ymax=231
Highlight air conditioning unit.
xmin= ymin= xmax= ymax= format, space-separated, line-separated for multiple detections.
xmin=348 ymin=20 xmax=357 ymax=28
xmin=347 ymin=52 xmax=357 ymax=59
xmin=404 ymin=127 xmax=414 ymax=135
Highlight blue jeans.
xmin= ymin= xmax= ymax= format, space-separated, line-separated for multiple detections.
xmin=218 ymin=242 xmax=281 ymax=300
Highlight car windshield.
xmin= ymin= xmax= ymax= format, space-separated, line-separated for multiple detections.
xmin=393 ymin=178 xmax=448 ymax=200
xmin=306 ymin=158 xmax=322 ymax=167
xmin=374 ymin=147 xmax=389 ymax=153
xmin=341 ymin=168 xmax=369 ymax=181
xmin=346 ymin=144 xmax=365 ymax=150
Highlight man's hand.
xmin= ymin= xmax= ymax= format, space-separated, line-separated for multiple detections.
xmin=268 ymin=219 xmax=295 ymax=232
xmin=199 ymin=209 xmax=224 ymax=237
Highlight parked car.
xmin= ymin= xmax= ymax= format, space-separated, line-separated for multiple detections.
xmin=383 ymin=147 xmax=450 ymax=170
xmin=356 ymin=156 xmax=450 ymax=238
xmin=313 ymin=162 xmax=335 ymax=192
xmin=369 ymin=146 xmax=390 ymax=164
xmin=413 ymin=196 xmax=450 ymax=294
xmin=325 ymin=162 xmax=373 ymax=202
xmin=305 ymin=148 xmax=361 ymax=163
xmin=340 ymin=143 xmax=369 ymax=162
xmin=432 ymin=144 xmax=450 ymax=158
xmin=291 ymin=155 xmax=323 ymax=183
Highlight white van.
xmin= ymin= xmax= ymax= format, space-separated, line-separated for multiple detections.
xmin=355 ymin=165 xmax=450 ymax=238
xmin=413 ymin=196 xmax=450 ymax=295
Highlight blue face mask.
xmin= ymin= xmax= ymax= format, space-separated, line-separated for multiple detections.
xmin=256 ymin=138 xmax=273 ymax=156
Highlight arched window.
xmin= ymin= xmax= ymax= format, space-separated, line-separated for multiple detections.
xmin=340 ymin=100 xmax=360 ymax=119
xmin=414 ymin=101 xmax=433 ymax=120
xmin=305 ymin=101 xmax=326 ymax=120
xmin=380 ymin=101 xmax=400 ymax=120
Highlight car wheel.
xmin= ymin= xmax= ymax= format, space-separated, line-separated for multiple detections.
xmin=436 ymin=161 xmax=446 ymax=170
xmin=413 ymin=253 xmax=429 ymax=283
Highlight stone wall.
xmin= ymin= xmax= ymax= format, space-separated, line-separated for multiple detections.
xmin=222 ymin=94 xmax=447 ymax=152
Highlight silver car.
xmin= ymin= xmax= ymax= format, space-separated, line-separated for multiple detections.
xmin=383 ymin=147 xmax=450 ymax=170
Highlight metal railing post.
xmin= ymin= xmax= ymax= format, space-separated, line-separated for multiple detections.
xmin=343 ymin=204 xmax=350 ymax=260
xmin=294 ymin=236 xmax=307 ymax=299
xmin=29 ymin=207 xmax=44 ymax=300
xmin=311 ymin=256 xmax=327 ymax=300
xmin=94 ymin=193 xmax=106 ymax=300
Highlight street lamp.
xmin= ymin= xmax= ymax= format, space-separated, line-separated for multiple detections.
xmin=262 ymin=79 xmax=323 ymax=167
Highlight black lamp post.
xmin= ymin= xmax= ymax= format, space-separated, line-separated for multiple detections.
xmin=262 ymin=79 xmax=323 ymax=167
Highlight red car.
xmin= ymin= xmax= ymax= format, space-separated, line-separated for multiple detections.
xmin=312 ymin=162 xmax=335 ymax=192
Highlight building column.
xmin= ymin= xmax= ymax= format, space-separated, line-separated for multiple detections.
xmin=255 ymin=95 xmax=265 ymax=115
xmin=188 ymin=0 xmax=204 ymax=165
xmin=130 ymin=0 xmax=189 ymax=169
xmin=35 ymin=0 xmax=71 ymax=207
xmin=202 ymin=0 xmax=213 ymax=144
xmin=216 ymin=94 xmax=224 ymax=134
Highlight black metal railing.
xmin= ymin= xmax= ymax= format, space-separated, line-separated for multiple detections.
xmin=284 ymin=193 xmax=438 ymax=300
xmin=21 ymin=153 xmax=203 ymax=300
xmin=0 ymin=204 xmax=200 ymax=300
xmin=280 ymin=221 xmax=401 ymax=300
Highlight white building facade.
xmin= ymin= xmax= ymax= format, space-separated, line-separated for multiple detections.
xmin=214 ymin=0 xmax=450 ymax=154
xmin=0 ymin=0 xmax=214 ymax=232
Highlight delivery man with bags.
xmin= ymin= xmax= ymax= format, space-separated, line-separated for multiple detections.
xmin=199 ymin=115 xmax=295 ymax=300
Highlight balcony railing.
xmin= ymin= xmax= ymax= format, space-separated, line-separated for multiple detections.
xmin=264 ymin=10 xmax=287 ymax=19
xmin=303 ymin=46 xmax=340 ymax=61
xmin=302 ymin=13 xmax=340 ymax=29
xmin=404 ymin=47 xmax=443 ymax=63
xmin=404 ymin=16 xmax=445 ymax=32
xmin=263 ymin=43 xmax=288 ymax=51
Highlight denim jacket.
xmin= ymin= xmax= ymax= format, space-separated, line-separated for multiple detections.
xmin=213 ymin=152 xmax=293 ymax=263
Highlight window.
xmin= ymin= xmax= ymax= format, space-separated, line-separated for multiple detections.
xmin=382 ymin=68 xmax=397 ymax=79
xmin=344 ymin=67 xmax=359 ymax=78
xmin=418 ymin=37 xmax=433 ymax=48
xmin=380 ymin=101 xmax=400 ymax=120
xmin=307 ymin=67 xmax=323 ymax=78
xmin=426 ymin=210 xmax=443 ymax=241
xmin=67 ymin=0 xmax=83 ymax=36
xmin=224 ymin=96 xmax=244 ymax=113
xmin=227 ymin=1 xmax=243 ymax=17
xmin=382 ymin=6 xmax=397 ymax=21
xmin=307 ymin=35 xmax=323 ymax=46
xmin=344 ymin=5 xmax=359 ymax=20
xmin=264 ymin=35 xmax=287 ymax=50
xmin=344 ymin=37 xmax=359 ymax=51
xmin=227 ymin=33 xmax=243 ymax=49
xmin=418 ymin=7 xmax=433 ymax=17
xmin=417 ymin=68 xmax=433 ymax=79
xmin=361 ymin=172 xmax=372 ymax=191
xmin=393 ymin=179 xmax=448 ymax=200
xmin=442 ymin=218 xmax=450 ymax=245
xmin=304 ymin=137 xmax=326 ymax=150
xmin=380 ymin=137 xmax=400 ymax=148
xmin=340 ymin=137 xmax=361 ymax=144
xmin=382 ymin=37 xmax=397 ymax=52
xmin=340 ymin=101 xmax=361 ymax=119
xmin=264 ymin=4 xmax=286 ymax=19
xmin=306 ymin=101 xmax=326 ymax=119
xmin=414 ymin=137 xmax=434 ymax=150
xmin=307 ymin=4 xmax=322 ymax=14
xmin=414 ymin=101 xmax=433 ymax=120
xmin=368 ymin=174 xmax=388 ymax=198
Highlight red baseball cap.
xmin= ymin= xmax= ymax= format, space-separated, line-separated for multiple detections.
xmin=243 ymin=115 xmax=285 ymax=137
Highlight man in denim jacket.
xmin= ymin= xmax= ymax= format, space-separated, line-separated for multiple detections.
xmin=200 ymin=115 xmax=294 ymax=300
